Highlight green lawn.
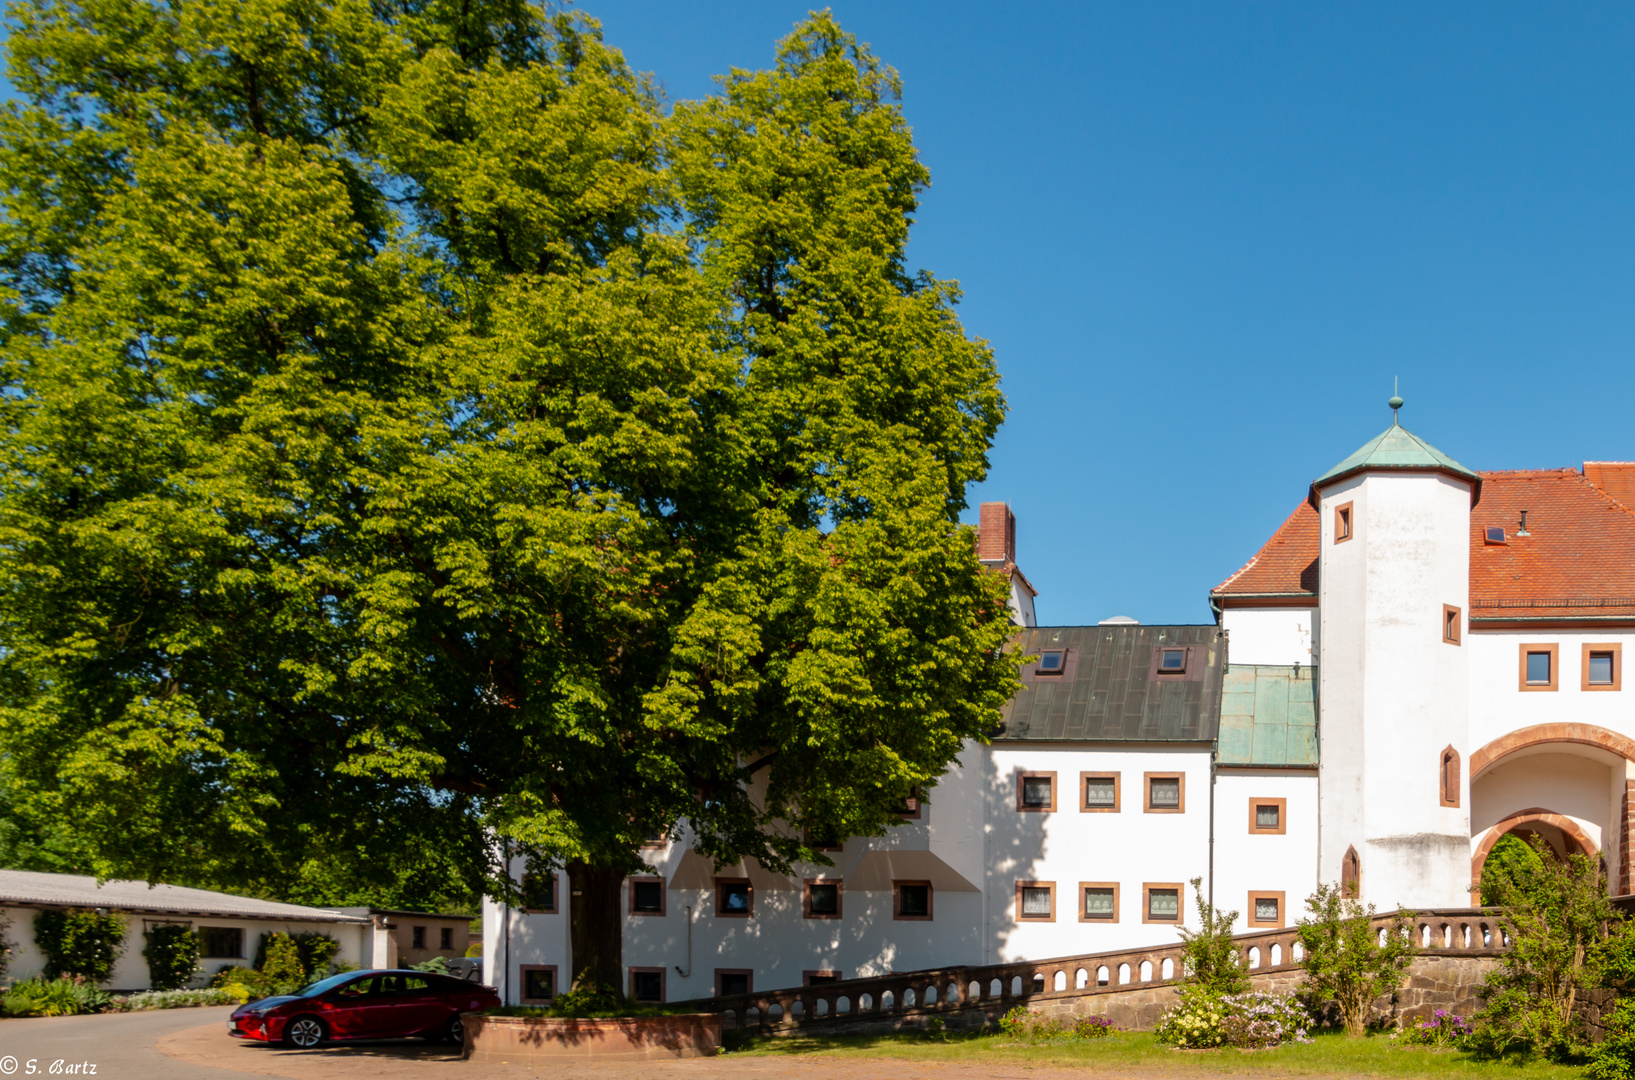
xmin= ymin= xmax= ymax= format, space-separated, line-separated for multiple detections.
xmin=725 ymin=1028 xmax=1590 ymax=1079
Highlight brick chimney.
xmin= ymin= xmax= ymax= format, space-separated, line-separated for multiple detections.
xmin=976 ymin=502 xmax=1016 ymax=565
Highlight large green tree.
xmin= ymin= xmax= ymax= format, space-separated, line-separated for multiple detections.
xmin=0 ymin=1 xmax=1017 ymax=990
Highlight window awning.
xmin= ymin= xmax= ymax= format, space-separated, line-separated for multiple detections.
xmin=845 ymin=850 xmax=980 ymax=893
xmin=666 ymin=850 xmax=797 ymax=891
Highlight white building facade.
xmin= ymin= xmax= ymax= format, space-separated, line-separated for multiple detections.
xmin=486 ymin=409 xmax=1635 ymax=1004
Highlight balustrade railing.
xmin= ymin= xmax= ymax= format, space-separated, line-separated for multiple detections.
xmin=670 ymin=908 xmax=1510 ymax=1034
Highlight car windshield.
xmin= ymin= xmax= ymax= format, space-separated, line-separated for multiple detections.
xmin=295 ymin=972 xmax=367 ymax=998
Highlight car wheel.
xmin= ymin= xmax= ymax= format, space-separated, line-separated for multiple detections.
xmin=444 ymin=1013 xmax=466 ymax=1045
xmin=283 ymin=1016 xmax=327 ymax=1050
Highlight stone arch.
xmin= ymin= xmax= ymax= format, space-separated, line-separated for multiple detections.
xmin=1471 ymin=808 xmax=1600 ymax=885
xmin=1471 ymin=723 xmax=1635 ymax=779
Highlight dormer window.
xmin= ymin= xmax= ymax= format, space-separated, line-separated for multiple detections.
xmin=1037 ymin=650 xmax=1065 ymax=675
xmin=1158 ymin=648 xmax=1186 ymax=674
xmin=1485 ymin=526 xmax=1506 ymax=545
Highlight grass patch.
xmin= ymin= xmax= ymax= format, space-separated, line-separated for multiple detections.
xmin=724 ymin=1028 xmax=1585 ymax=1078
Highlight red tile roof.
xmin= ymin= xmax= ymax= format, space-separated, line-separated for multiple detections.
xmin=1213 ymin=468 xmax=1635 ymax=622
xmin=1212 ymin=501 xmax=1320 ymax=599
xmin=1585 ymin=462 xmax=1635 ymax=511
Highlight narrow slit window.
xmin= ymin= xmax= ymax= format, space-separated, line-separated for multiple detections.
xmin=1443 ymin=605 xmax=1461 ymax=645
xmin=1334 ymin=503 xmax=1353 ymax=543
xmin=1440 ymin=746 xmax=1461 ymax=808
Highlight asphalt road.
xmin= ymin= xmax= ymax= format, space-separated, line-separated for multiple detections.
xmin=0 ymin=1005 xmax=244 ymax=1080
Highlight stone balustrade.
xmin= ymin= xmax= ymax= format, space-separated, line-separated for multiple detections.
xmin=669 ymin=908 xmax=1510 ymax=1035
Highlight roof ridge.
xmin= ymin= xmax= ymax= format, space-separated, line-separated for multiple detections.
xmin=1478 ymin=468 xmax=1582 ymax=479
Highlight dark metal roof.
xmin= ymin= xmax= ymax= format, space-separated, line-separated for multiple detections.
xmin=996 ymin=625 xmax=1226 ymax=742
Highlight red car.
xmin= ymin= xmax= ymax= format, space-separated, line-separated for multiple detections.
xmin=229 ymin=969 xmax=500 ymax=1049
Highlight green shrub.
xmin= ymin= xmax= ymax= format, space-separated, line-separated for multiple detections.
xmin=1 ymin=975 xmax=112 ymax=1017
xmin=1587 ymin=998 xmax=1635 ymax=1080
xmin=142 ymin=925 xmax=200 ymax=991
xmin=0 ymin=912 xmax=14 ymax=983
xmin=259 ymin=933 xmax=305 ymax=995
xmin=1480 ymin=833 xmax=1545 ymax=907
xmin=252 ymin=930 xmax=339 ymax=979
xmin=465 ymin=941 xmax=483 ymax=958
xmin=1397 ymin=1009 xmax=1473 ymax=1049
xmin=412 ymin=955 xmax=451 ymax=974
xmin=1155 ymin=987 xmax=1228 ymax=1048
xmin=33 ymin=909 xmax=126 ymax=982
xmin=113 ymin=988 xmax=236 ymax=1010
xmin=1295 ymin=882 xmax=1415 ymax=1037
xmin=996 ymin=1005 xmax=1117 ymax=1042
xmin=1176 ymin=876 xmax=1249 ymax=996
xmin=548 ymin=983 xmax=622 ymax=1017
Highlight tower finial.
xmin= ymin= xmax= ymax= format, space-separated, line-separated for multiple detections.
xmin=1388 ymin=377 xmax=1403 ymax=425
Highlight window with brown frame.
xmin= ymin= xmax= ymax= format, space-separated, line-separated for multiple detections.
xmin=1156 ymin=647 xmax=1188 ymax=675
xmin=519 ymin=965 xmax=557 ymax=1004
xmin=1584 ymin=644 xmax=1622 ymax=691
xmin=1145 ymin=773 xmax=1185 ymax=813
xmin=1143 ymin=883 xmax=1184 ymax=924
xmin=1520 ymin=643 xmax=1559 ymax=691
xmin=894 ymin=880 xmax=933 ymax=921
xmin=629 ymin=876 xmax=665 ymax=916
xmin=1443 ymin=604 xmax=1461 ymax=645
xmin=715 ymin=969 xmax=753 ymax=997
xmin=1247 ymin=891 xmax=1286 ymax=929
xmin=1334 ymin=502 xmax=1354 ymax=543
xmin=1078 ymin=882 xmax=1119 ymax=923
xmin=894 ymin=787 xmax=922 ymax=819
xmin=1249 ymin=797 xmax=1286 ymax=834
xmin=1016 ymin=880 xmax=1055 ymax=921
xmin=1080 ymin=772 xmax=1120 ymax=812
xmin=628 ymin=967 xmax=665 ymax=1003
xmin=1341 ymin=846 xmax=1360 ymax=897
xmin=1017 ymin=771 xmax=1057 ymax=812
xmin=521 ymin=871 xmax=558 ymax=914
xmin=1440 ymin=746 xmax=1461 ymax=808
xmin=803 ymin=879 xmax=842 ymax=919
xmin=715 ymin=878 xmax=752 ymax=917
xmin=1036 ymin=648 xmax=1067 ymax=675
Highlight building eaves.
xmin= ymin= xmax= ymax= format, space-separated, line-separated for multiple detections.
xmin=0 ymin=870 xmax=368 ymax=923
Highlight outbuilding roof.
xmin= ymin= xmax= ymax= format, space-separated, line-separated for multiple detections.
xmin=997 ymin=625 xmax=1226 ymax=742
xmin=0 ymin=870 xmax=369 ymax=923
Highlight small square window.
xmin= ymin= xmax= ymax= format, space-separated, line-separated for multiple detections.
xmin=412 ymin=925 xmax=426 ymax=949
xmin=1256 ymin=803 xmax=1280 ymax=830
xmin=716 ymin=879 xmax=752 ymax=917
xmin=895 ymin=881 xmax=932 ymax=920
xmin=629 ymin=968 xmax=664 ymax=1003
xmin=1485 ymin=526 xmax=1507 ymax=545
xmin=1158 ymin=648 xmax=1187 ymax=673
xmin=1590 ymin=653 xmax=1615 ymax=685
xmin=716 ymin=970 xmax=752 ymax=997
xmin=1255 ymin=896 xmax=1279 ymax=922
xmin=1082 ymin=886 xmax=1116 ymax=920
xmin=1520 ymin=643 xmax=1559 ymax=692
xmin=1017 ymin=772 xmax=1056 ymax=811
xmin=1017 ymin=882 xmax=1054 ymax=920
xmin=1037 ymin=650 xmax=1065 ymax=674
xmin=1083 ymin=774 xmax=1118 ymax=811
xmin=805 ymin=880 xmax=841 ymax=919
xmin=1145 ymin=886 xmax=1180 ymax=922
xmin=631 ymin=879 xmax=664 ymax=914
xmin=1248 ymin=891 xmax=1286 ymax=928
xmin=521 ymin=966 xmax=555 ymax=1002
xmin=1526 ymin=651 xmax=1552 ymax=685
xmin=440 ymin=927 xmax=453 ymax=950
xmin=1146 ymin=774 xmax=1184 ymax=812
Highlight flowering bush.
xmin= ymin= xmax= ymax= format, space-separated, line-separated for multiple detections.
xmin=1073 ymin=1015 xmax=1116 ymax=1039
xmin=1397 ymin=1009 xmax=1472 ymax=1049
xmin=109 ymin=988 xmax=238 ymax=1011
xmin=1156 ymin=989 xmax=1310 ymax=1049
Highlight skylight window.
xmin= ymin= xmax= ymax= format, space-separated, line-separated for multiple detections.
xmin=1158 ymin=648 xmax=1186 ymax=674
xmin=1485 ymin=526 xmax=1507 ymax=545
xmin=1037 ymin=650 xmax=1065 ymax=674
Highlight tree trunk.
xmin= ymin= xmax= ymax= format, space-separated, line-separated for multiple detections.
xmin=567 ymin=862 xmax=625 ymax=995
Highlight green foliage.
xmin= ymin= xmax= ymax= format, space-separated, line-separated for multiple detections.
xmin=412 ymin=955 xmax=451 ymax=974
xmin=1588 ymin=998 xmax=1635 ymax=1080
xmin=1481 ymin=833 xmax=1547 ymax=907
xmin=1470 ymin=836 xmax=1635 ymax=1061
xmin=1397 ymin=1009 xmax=1473 ymax=1049
xmin=1 ymin=975 xmax=111 ymax=1016
xmin=32 ymin=909 xmax=126 ymax=981
xmin=1175 ymin=876 xmax=1250 ymax=996
xmin=0 ymin=1 xmax=1015 ymax=991
xmin=258 ymin=933 xmax=305 ymax=996
xmin=110 ymin=987 xmax=236 ymax=1010
xmin=251 ymin=930 xmax=338 ymax=980
xmin=0 ymin=911 xmax=12 ymax=982
xmin=548 ymin=983 xmax=622 ymax=1017
xmin=996 ymin=1005 xmax=1115 ymax=1042
xmin=1294 ymin=883 xmax=1416 ymax=1037
xmin=142 ymin=924 xmax=200 ymax=991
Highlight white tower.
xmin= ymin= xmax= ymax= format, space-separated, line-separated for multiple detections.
xmin=1315 ymin=395 xmax=1477 ymax=909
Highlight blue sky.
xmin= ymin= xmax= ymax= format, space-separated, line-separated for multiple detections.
xmin=610 ymin=3 xmax=1634 ymax=624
